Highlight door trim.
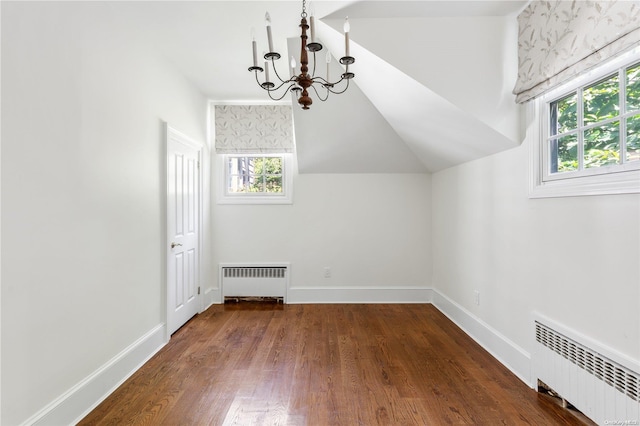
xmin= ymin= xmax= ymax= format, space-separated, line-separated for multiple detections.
xmin=164 ymin=123 xmax=204 ymax=341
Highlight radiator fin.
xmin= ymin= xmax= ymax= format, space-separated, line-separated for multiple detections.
xmin=535 ymin=322 xmax=640 ymax=403
xmin=223 ymin=267 xmax=286 ymax=278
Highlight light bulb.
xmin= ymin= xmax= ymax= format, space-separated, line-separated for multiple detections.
xmin=251 ymin=29 xmax=258 ymax=67
xmin=309 ymin=3 xmax=316 ymax=42
xmin=265 ymin=12 xmax=274 ymax=53
xmin=344 ymin=17 xmax=350 ymax=57
xmin=326 ymin=51 xmax=331 ymax=81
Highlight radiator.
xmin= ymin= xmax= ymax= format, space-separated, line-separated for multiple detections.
xmin=533 ymin=317 xmax=640 ymax=424
xmin=220 ymin=265 xmax=288 ymax=302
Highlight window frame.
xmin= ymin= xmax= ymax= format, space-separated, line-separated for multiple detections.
xmin=529 ymin=47 xmax=640 ymax=198
xmin=216 ymin=153 xmax=293 ymax=204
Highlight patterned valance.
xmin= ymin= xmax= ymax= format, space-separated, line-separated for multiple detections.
xmin=214 ymin=105 xmax=294 ymax=153
xmin=513 ymin=1 xmax=640 ymax=103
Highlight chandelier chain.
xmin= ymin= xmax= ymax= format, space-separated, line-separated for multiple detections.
xmin=301 ymin=0 xmax=307 ymax=18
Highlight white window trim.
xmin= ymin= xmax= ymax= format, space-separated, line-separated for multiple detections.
xmin=529 ymin=47 xmax=640 ymax=199
xmin=216 ymin=153 xmax=293 ymax=205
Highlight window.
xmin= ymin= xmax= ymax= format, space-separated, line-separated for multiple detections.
xmin=530 ymin=48 xmax=640 ymax=198
xmin=227 ymin=156 xmax=283 ymax=194
xmin=217 ymin=154 xmax=293 ymax=204
xmin=548 ymin=62 xmax=639 ymax=175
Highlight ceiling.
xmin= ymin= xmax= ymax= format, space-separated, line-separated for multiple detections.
xmin=74 ymin=1 xmax=530 ymax=173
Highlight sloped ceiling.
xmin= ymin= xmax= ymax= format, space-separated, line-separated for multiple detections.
xmin=290 ymin=1 xmax=527 ymax=173
xmin=287 ymin=37 xmax=428 ymax=173
xmin=24 ymin=1 xmax=527 ymax=174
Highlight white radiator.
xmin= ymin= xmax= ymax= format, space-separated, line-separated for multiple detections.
xmin=220 ymin=265 xmax=288 ymax=302
xmin=533 ymin=316 xmax=640 ymax=424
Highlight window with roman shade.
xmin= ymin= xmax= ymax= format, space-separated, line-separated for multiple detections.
xmin=214 ymin=104 xmax=294 ymax=204
xmin=513 ymin=0 xmax=640 ymax=104
xmin=519 ymin=1 xmax=640 ymax=198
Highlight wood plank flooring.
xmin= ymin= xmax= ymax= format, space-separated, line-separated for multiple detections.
xmin=79 ymin=303 xmax=593 ymax=425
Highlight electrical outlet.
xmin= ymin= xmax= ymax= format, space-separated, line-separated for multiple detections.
xmin=474 ymin=291 xmax=480 ymax=306
xmin=323 ymin=267 xmax=331 ymax=278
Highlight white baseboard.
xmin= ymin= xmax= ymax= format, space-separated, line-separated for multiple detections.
xmin=431 ymin=290 xmax=532 ymax=387
xmin=24 ymin=288 xmax=532 ymax=426
xmin=203 ymin=286 xmax=221 ymax=308
xmin=287 ymin=286 xmax=434 ymax=304
xmin=23 ymin=324 xmax=167 ymax=426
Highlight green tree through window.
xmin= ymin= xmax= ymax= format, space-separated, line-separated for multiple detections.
xmin=227 ymin=156 xmax=283 ymax=194
xmin=550 ymin=62 xmax=640 ymax=173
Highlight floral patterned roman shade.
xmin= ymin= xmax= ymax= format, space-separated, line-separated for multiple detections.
xmin=214 ymin=105 xmax=294 ymax=153
xmin=513 ymin=0 xmax=640 ymax=103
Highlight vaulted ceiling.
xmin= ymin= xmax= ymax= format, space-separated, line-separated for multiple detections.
xmin=73 ymin=1 xmax=529 ymax=173
xmin=290 ymin=1 xmax=527 ymax=173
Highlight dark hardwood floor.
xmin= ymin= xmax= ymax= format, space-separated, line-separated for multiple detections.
xmin=79 ymin=303 xmax=593 ymax=425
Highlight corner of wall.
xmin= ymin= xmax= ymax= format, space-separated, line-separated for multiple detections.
xmin=431 ymin=289 xmax=533 ymax=388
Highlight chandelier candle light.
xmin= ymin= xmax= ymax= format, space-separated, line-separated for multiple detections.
xmin=248 ymin=0 xmax=355 ymax=110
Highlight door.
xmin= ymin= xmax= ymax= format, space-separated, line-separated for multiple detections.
xmin=167 ymin=126 xmax=201 ymax=335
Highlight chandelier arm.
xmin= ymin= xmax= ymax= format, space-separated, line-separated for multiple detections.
xmin=325 ymin=78 xmax=350 ymax=95
xmin=266 ymin=84 xmax=298 ymax=101
xmin=309 ymin=83 xmax=329 ymax=102
xmin=311 ymin=75 xmax=346 ymax=93
xmin=261 ymin=78 xmax=297 ymax=94
xmin=311 ymin=76 xmax=334 ymax=85
xmin=270 ymin=57 xmax=291 ymax=84
xmin=254 ymin=70 xmax=265 ymax=86
xmin=312 ymin=75 xmax=350 ymax=90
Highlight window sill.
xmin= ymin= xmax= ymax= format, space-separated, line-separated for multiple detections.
xmin=529 ymin=168 xmax=640 ymax=198
xmin=216 ymin=194 xmax=293 ymax=205
xmin=216 ymin=154 xmax=293 ymax=205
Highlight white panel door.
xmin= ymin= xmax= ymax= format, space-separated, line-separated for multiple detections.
xmin=167 ymin=126 xmax=200 ymax=335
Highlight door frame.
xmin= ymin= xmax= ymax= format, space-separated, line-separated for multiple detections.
xmin=164 ymin=123 xmax=204 ymax=341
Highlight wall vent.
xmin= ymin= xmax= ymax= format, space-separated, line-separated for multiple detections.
xmin=534 ymin=321 xmax=640 ymax=423
xmin=221 ymin=265 xmax=288 ymax=302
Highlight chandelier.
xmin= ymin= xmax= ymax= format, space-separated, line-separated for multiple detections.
xmin=248 ymin=0 xmax=354 ymax=110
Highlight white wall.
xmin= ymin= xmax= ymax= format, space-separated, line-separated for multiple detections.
xmin=210 ymin=169 xmax=432 ymax=303
xmin=1 ymin=3 xmax=209 ymax=424
xmin=431 ymin=124 xmax=640 ymax=380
